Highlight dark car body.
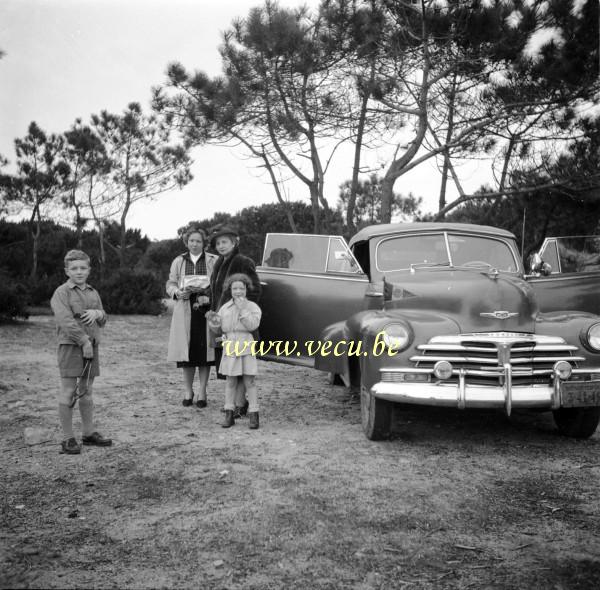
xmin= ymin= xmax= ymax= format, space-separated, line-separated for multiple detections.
xmin=257 ymin=223 xmax=600 ymax=440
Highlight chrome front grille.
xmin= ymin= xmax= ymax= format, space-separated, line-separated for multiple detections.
xmin=410 ymin=333 xmax=584 ymax=385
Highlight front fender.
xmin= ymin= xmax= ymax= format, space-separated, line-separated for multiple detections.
xmin=536 ymin=311 xmax=600 ymax=363
xmin=314 ymin=320 xmax=353 ymax=374
xmin=354 ymin=309 xmax=462 ymax=391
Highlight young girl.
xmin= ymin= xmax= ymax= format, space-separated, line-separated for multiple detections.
xmin=207 ymin=273 xmax=262 ymax=429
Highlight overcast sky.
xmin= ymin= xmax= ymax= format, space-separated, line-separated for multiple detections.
xmin=1 ymin=0 xmax=488 ymax=240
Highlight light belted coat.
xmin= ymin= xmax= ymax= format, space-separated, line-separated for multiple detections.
xmin=166 ymin=251 xmax=218 ymax=362
xmin=218 ymin=299 xmax=262 ymax=357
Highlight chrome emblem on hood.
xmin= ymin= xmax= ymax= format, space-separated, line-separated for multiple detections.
xmin=480 ymin=311 xmax=519 ymax=320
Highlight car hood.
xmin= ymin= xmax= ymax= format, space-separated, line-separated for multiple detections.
xmin=383 ymin=268 xmax=538 ymax=332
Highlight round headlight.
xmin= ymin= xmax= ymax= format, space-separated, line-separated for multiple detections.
xmin=587 ymin=323 xmax=600 ymax=351
xmin=382 ymin=323 xmax=411 ymax=352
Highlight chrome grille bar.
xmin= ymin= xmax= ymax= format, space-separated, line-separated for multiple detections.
xmin=409 ymin=332 xmax=582 ymax=380
xmin=410 ymin=354 xmax=585 ymax=365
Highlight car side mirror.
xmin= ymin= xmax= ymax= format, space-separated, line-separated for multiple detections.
xmin=529 ymin=253 xmax=552 ymax=276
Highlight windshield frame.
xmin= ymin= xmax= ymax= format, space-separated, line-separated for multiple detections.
xmin=374 ymin=231 xmax=522 ymax=274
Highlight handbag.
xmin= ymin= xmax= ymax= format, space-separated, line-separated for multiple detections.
xmin=180 ymin=274 xmax=209 ymax=290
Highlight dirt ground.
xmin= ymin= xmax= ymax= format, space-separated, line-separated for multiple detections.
xmin=1 ymin=312 xmax=600 ymax=590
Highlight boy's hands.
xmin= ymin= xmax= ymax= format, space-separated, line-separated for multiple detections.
xmin=175 ymin=288 xmax=191 ymax=300
xmin=80 ymin=309 xmax=102 ymax=325
xmin=82 ymin=340 xmax=94 ymax=359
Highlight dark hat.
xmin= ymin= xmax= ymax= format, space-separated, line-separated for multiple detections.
xmin=209 ymin=225 xmax=239 ymax=247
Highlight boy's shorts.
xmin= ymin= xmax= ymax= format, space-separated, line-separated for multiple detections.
xmin=58 ymin=344 xmax=100 ymax=378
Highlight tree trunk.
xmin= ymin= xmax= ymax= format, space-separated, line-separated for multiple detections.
xmin=75 ymin=202 xmax=84 ymax=248
xmin=310 ymin=185 xmax=321 ymax=234
xmin=348 ymin=63 xmax=375 ymax=234
xmin=119 ymin=206 xmax=129 ymax=269
xmin=98 ymin=221 xmax=106 ymax=279
xmin=260 ymin=148 xmax=298 ymax=233
xmin=380 ymin=175 xmax=395 ymax=224
xmin=29 ymin=209 xmax=41 ymax=280
xmin=438 ymin=73 xmax=457 ymax=213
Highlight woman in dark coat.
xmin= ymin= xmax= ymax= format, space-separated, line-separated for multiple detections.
xmin=209 ymin=226 xmax=261 ymax=412
xmin=209 ymin=226 xmax=261 ymax=311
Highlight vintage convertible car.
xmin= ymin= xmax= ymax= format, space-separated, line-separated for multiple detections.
xmin=256 ymin=223 xmax=600 ymax=440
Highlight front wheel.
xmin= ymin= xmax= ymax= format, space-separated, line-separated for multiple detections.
xmin=552 ymin=407 xmax=600 ymax=439
xmin=360 ymin=384 xmax=393 ymax=440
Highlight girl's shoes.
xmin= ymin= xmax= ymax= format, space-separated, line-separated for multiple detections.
xmin=233 ymin=400 xmax=249 ymax=418
xmin=248 ymin=412 xmax=259 ymax=430
xmin=195 ymin=399 xmax=207 ymax=408
xmin=182 ymin=398 xmax=193 ymax=407
xmin=222 ymin=410 xmax=235 ymax=428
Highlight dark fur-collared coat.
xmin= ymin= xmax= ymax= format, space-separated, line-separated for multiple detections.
xmin=209 ymin=246 xmax=262 ymax=312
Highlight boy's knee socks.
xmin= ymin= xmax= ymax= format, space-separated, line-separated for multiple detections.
xmin=78 ymin=395 xmax=95 ymax=437
xmin=58 ymin=403 xmax=74 ymax=439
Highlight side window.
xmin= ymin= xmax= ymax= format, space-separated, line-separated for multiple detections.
xmin=263 ymin=234 xmax=362 ymax=274
xmin=555 ymin=237 xmax=600 ymax=273
xmin=326 ymin=237 xmax=363 ymax=274
xmin=352 ymin=241 xmax=370 ymax=278
xmin=539 ymin=239 xmax=560 ymax=273
xmin=581 ymin=237 xmax=600 ymax=271
xmin=263 ymin=234 xmax=328 ymax=272
xmin=558 ymin=242 xmax=579 ymax=273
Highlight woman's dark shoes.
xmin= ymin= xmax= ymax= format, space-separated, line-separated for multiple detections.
xmin=182 ymin=398 xmax=193 ymax=407
xmin=222 ymin=410 xmax=235 ymax=428
xmin=248 ymin=412 xmax=259 ymax=430
xmin=195 ymin=399 xmax=207 ymax=408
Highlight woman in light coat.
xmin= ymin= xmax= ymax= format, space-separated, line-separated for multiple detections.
xmin=166 ymin=226 xmax=218 ymax=407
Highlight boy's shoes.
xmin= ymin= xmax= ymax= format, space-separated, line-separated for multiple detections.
xmin=222 ymin=410 xmax=235 ymax=428
xmin=182 ymin=398 xmax=193 ymax=407
xmin=60 ymin=437 xmax=81 ymax=455
xmin=195 ymin=399 xmax=207 ymax=408
xmin=248 ymin=412 xmax=259 ymax=430
xmin=82 ymin=432 xmax=112 ymax=447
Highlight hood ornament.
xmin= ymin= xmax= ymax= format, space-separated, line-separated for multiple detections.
xmin=480 ymin=311 xmax=519 ymax=320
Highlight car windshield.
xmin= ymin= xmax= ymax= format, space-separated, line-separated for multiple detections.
xmin=376 ymin=233 xmax=519 ymax=272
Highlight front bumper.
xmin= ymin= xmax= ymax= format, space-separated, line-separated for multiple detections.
xmin=371 ymin=367 xmax=600 ymax=415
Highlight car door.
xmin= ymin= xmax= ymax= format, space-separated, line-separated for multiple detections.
xmin=529 ymin=236 xmax=600 ymax=316
xmin=257 ymin=234 xmax=369 ymax=365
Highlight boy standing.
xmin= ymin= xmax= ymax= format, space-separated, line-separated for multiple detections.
xmin=50 ymin=249 xmax=112 ymax=454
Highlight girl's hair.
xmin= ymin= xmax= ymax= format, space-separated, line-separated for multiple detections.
xmin=64 ymin=249 xmax=90 ymax=267
xmin=223 ymin=273 xmax=252 ymax=293
xmin=182 ymin=226 xmax=207 ymax=247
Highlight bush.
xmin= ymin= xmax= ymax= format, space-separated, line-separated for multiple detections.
xmin=97 ymin=270 xmax=165 ymax=315
xmin=0 ymin=276 xmax=30 ymax=321
xmin=26 ymin=275 xmax=64 ymax=306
